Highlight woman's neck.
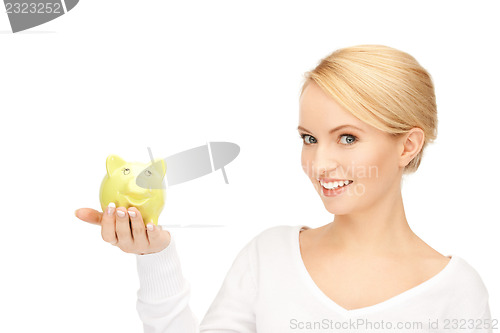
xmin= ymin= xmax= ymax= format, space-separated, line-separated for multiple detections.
xmin=323 ymin=191 xmax=420 ymax=257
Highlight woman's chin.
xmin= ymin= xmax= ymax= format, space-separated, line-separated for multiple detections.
xmin=323 ymin=205 xmax=351 ymax=216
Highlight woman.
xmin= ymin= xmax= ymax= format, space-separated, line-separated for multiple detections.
xmin=75 ymin=44 xmax=492 ymax=332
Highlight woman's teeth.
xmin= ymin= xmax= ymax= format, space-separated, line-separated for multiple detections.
xmin=320 ymin=180 xmax=353 ymax=190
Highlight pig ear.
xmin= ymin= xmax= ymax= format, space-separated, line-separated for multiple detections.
xmin=106 ymin=155 xmax=127 ymax=176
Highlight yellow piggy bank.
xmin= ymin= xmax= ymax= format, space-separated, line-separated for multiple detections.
xmin=99 ymin=154 xmax=166 ymax=226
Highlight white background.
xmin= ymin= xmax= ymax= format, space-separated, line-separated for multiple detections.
xmin=1 ymin=1 xmax=499 ymax=331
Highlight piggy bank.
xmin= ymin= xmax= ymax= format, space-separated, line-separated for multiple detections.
xmin=99 ymin=154 xmax=166 ymax=226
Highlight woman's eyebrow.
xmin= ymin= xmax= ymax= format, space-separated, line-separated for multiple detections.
xmin=297 ymin=124 xmax=365 ymax=134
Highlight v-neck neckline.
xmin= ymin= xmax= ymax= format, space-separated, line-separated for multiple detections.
xmin=293 ymin=225 xmax=456 ymax=316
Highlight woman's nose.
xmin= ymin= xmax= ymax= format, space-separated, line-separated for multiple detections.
xmin=311 ymin=152 xmax=340 ymax=179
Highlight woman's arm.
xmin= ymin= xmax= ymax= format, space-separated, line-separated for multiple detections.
xmin=472 ymin=302 xmax=494 ymax=333
xmin=136 ymin=235 xmax=258 ymax=333
xmin=136 ymin=236 xmax=199 ymax=333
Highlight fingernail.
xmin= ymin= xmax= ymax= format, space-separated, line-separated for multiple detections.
xmin=128 ymin=210 xmax=136 ymax=217
xmin=147 ymin=224 xmax=154 ymax=231
xmin=116 ymin=210 xmax=125 ymax=217
xmin=107 ymin=202 xmax=115 ymax=215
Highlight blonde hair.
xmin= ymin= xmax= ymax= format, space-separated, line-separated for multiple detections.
xmin=300 ymin=44 xmax=438 ymax=174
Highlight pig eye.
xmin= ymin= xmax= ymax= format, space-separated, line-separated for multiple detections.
xmin=145 ymin=170 xmax=152 ymax=177
xmin=123 ymin=168 xmax=130 ymax=175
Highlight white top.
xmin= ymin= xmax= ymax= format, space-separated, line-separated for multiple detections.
xmin=135 ymin=225 xmax=493 ymax=332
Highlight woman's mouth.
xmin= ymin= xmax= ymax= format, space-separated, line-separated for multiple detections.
xmin=318 ymin=179 xmax=353 ymax=197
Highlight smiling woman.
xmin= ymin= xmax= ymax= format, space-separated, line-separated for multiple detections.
xmin=292 ymin=45 xmax=492 ymax=324
xmin=75 ymin=44 xmax=493 ymax=333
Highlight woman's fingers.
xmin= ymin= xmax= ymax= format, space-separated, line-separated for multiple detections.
xmin=115 ymin=207 xmax=133 ymax=250
xmin=128 ymin=207 xmax=149 ymax=250
xmin=87 ymin=203 xmax=171 ymax=254
xmin=75 ymin=208 xmax=102 ymax=225
xmin=147 ymin=225 xmax=171 ymax=253
xmin=101 ymin=202 xmax=118 ymax=245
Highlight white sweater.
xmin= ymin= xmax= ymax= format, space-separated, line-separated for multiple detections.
xmin=135 ymin=225 xmax=493 ymax=333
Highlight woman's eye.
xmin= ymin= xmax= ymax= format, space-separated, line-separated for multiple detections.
xmin=300 ymin=133 xmax=357 ymax=146
xmin=339 ymin=134 xmax=357 ymax=145
xmin=300 ymin=134 xmax=317 ymax=145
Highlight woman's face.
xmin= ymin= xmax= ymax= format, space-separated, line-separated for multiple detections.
xmin=298 ymin=81 xmax=405 ymax=215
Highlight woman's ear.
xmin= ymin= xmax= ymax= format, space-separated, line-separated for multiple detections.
xmin=398 ymin=127 xmax=425 ymax=168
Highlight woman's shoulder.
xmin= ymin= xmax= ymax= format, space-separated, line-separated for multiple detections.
xmin=241 ymin=224 xmax=305 ymax=257
xmin=406 ymin=239 xmax=489 ymax=298
xmin=252 ymin=224 xmax=304 ymax=242
xmin=447 ymin=255 xmax=489 ymax=291
xmin=409 ymin=237 xmax=488 ymax=294
xmin=422 ymin=253 xmax=489 ymax=310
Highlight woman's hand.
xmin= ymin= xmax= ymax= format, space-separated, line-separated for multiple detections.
xmin=74 ymin=204 xmax=171 ymax=255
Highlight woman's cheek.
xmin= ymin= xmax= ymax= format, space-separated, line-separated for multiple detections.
xmin=301 ymin=150 xmax=313 ymax=178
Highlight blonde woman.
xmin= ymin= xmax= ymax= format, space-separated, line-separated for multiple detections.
xmin=75 ymin=44 xmax=493 ymax=332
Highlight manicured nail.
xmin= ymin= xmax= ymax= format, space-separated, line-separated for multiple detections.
xmin=147 ymin=224 xmax=154 ymax=231
xmin=128 ymin=210 xmax=136 ymax=217
xmin=107 ymin=202 xmax=115 ymax=215
xmin=116 ymin=210 xmax=125 ymax=217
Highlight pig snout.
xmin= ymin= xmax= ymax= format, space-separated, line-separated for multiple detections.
xmin=125 ymin=181 xmax=152 ymax=199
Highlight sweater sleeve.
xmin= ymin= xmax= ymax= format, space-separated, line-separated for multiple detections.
xmin=135 ymin=235 xmax=258 ymax=333
xmin=472 ymin=302 xmax=493 ymax=333
xmin=198 ymin=238 xmax=258 ymax=332
xmin=135 ymin=236 xmax=199 ymax=333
